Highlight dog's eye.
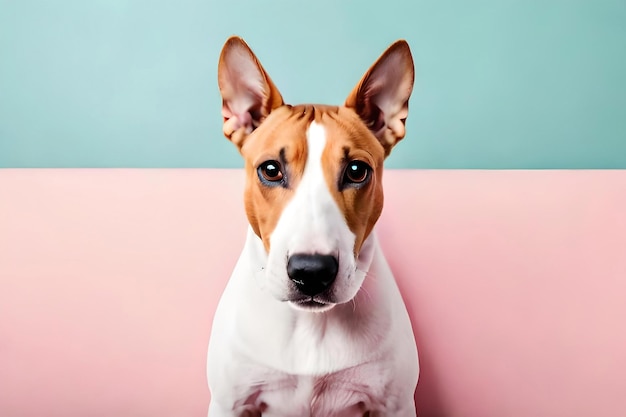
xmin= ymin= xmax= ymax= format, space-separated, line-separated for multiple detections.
xmin=258 ymin=160 xmax=284 ymax=184
xmin=343 ymin=160 xmax=371 ymax=185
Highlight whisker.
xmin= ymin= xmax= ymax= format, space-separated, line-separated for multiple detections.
xmin=359 ymin=285 xmax=373 ymax=304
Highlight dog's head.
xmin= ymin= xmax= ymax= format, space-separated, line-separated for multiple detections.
xmin=218 ymin=37 xmax=414 ymax=312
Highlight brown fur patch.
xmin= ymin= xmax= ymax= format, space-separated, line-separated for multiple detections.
xmin=240 ymin=106 xmax=310 ymax=251
xmin=318 ymin=108 xmax=385 ymax=254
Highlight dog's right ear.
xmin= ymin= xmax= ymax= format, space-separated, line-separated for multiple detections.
xmin=218 ymin=36 xmax=284 ymax=148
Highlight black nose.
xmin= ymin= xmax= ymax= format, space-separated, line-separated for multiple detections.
xmin=287 ymin=254 xmax=338 ymax=297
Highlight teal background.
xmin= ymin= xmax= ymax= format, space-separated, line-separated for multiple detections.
xmin=1 ymin=0 xmax=625 ymax=169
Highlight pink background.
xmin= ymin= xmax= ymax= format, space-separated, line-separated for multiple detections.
xmin=1 ymin=169 xmax=625 ymax=416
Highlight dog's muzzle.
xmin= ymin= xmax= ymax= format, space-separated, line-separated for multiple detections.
xmin=286 ymin=254 xmax=338 ymax=297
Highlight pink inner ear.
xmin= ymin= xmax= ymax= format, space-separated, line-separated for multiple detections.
xmin=366 ymin=52 xmax=413 ymax=121
xmin=346 ymin=42 xmax=414 ymax=149
xmin=218 ymin=38 xmax=285 ymax=141
xmin=219 ymin=43 xmax=269 ymax=135
xmin=222 ymin=109 xmax=253 ymax=138
xmin=369 ymin=105 xmax=385 ymax=132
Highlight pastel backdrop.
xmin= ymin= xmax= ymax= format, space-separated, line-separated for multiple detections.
xmin=1 ymin=0 xmax=625 ymax=168
xmin=1 ymin=1 xmax=625 ymax=417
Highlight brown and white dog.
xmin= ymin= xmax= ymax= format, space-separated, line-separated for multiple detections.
xmin=207 ymin=36 xmax=418 ymax=416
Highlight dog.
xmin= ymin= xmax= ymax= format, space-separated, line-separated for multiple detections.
xmin=207 ymin=36 xmax=418 ymax=417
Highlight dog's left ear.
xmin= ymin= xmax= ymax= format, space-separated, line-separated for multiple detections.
xmin=345 ymin=40 xmax=415 ymax=156
xmin=218 ymin=36 xmax=284 ymax=148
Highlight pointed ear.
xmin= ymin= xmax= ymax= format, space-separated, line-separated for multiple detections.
xmin=217 ymin=36 xmax=284 ymax=148
xmin=345 ymin=40 xmax=415 ymax=156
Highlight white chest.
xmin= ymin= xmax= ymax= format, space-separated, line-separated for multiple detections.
xmin=207 ymin=232 xmax=418 ymax=416
xmin=223 ymin=361 xmax=392 ymax=417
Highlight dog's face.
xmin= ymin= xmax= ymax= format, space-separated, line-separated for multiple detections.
xmin=239 ymin=106 xmax=386 ymax=311
xmin=218 ymin=37 xmax=414 ymax=312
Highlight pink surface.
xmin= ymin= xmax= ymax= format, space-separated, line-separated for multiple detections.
xmin=0 ymin=169 xmax=625 ymax=417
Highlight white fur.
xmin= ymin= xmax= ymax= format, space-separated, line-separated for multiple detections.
xmin=207 ymin=123 xmax=418 ymax=416
xmin=264 ymin=122 xmax=362 ymax=308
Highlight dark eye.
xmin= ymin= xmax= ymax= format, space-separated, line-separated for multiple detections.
xmin=343 ymin=160 xmax=371 ymax=185
xmin=258 ymin=160 xmax=284 ymax=185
